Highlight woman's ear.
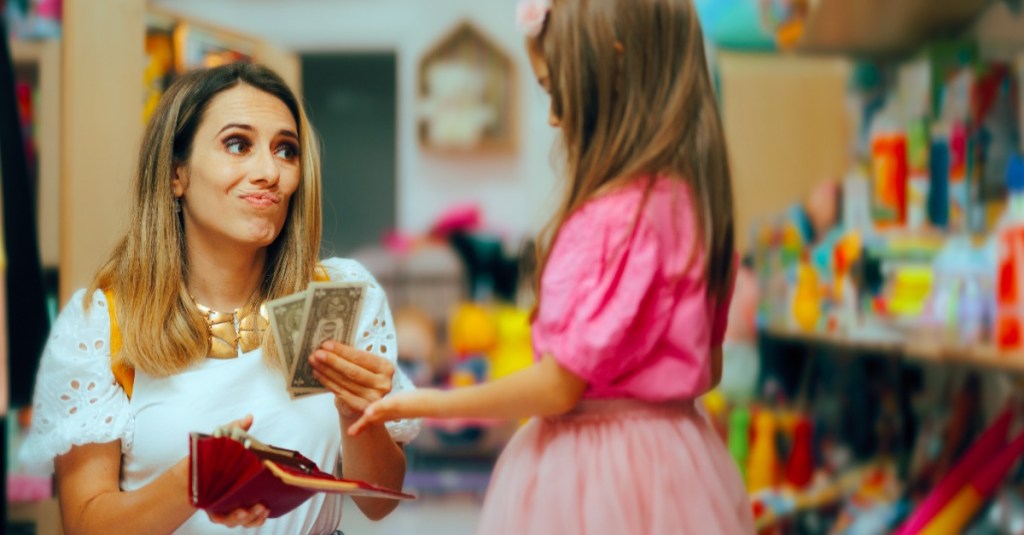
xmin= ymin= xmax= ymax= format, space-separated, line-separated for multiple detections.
xmin=172 ymin=165 xmax=188 ymax=198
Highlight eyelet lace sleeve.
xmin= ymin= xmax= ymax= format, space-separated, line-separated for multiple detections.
xmin=321 ymin=258 xmax=421 ymax=443
xmin=18 ymin=289 xmax=134 ymax=475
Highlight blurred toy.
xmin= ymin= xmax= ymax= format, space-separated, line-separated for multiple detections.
xmin=792 ymin=255 xmax=822 ymax=331
xmin=144 ymin=31 xmax=175 ymax=123
xmin=729 ymin=405 xmax=751 ymax=482
xmin=785 ymin=416 xmax=814 ymax=489
xmin=996 ymin=156 xmax=1024 ymax=351
xmin=749 ymin=409 xmax=781 ymax=492
xmin=448 ymin=302 xmax=497 ymax=386
xmin=829 ymin=463 xmax=903 ymax=535
xmin=487 ymin=306 xmax=533 ymax=380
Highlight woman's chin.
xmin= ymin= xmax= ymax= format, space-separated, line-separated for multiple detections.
xmin=243 ymin=223 xmax=284 ymax=248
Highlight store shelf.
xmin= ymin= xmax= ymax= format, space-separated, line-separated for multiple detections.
xmin=762 ymin=326 xmax=1024 ymax=375
xmin=796 ymin=0 xmax=991 ymax=57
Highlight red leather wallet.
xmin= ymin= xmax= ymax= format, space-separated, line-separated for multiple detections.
xmin=188 ymin=432 xmax=415 ymax=518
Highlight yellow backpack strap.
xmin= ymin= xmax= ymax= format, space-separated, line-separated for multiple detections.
xmin=103 ymin=289 xmax=135 ymax=399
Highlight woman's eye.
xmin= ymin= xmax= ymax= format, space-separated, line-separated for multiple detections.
xmin=275 ymin=144 xmax=299 ymax=160
xmin=225 ymin=137 xmax=250 ymax=155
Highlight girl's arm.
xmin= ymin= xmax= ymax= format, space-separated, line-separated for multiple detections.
xmin=348 ymin=354 xmax=587 ymax=435
xmin=338 ymin=418 xmax=406 ymax=520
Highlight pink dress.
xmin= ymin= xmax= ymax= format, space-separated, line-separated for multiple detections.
xmin=476 ymin=178 xmax=754 ymax=534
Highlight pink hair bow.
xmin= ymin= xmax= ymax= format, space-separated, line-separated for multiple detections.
xmin=516 ymin=0 xmax=552 ymax=38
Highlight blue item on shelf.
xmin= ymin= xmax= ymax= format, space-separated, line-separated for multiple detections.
xmin=929 ymin=139 xmax=950 ymax=228
xmin=694 ymin=0 xmax=775 ymax=50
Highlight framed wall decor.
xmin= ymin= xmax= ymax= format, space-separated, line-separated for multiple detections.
xmin=418 ymin=21 xmax=517 ymax=154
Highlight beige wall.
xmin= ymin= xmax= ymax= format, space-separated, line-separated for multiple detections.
xmin=718 ymin=52 xmax=852 ymax=252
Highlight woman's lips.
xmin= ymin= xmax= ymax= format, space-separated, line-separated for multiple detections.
xmin=240 ymin=192 xmax=281 ymax=208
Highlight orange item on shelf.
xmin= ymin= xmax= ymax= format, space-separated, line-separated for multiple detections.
xmin=871 ymin=133 xmax=908 ymax=227
xmin=748 ymin=410 xmax=780 ymax=493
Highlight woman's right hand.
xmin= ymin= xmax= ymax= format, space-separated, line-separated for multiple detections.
xmin=205 ymin=414 xmax=271 ymax=528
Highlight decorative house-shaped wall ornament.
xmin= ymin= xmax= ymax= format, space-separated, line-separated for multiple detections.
xmin=418 ymin=21 xmax=517 ymax=154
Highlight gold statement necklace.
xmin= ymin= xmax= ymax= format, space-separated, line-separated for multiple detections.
xmin=191 ymin=299 xmax=270 ymax=359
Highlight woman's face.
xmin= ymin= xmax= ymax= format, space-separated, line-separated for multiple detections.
xmin=527 ymin=41 xmax=560 ymax=128
xmin=173 ymin=84 xmax=301 ymax=252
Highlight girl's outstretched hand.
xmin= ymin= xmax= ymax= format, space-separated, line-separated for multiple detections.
xmin=347 ymin=388 xmax=442 ymax=436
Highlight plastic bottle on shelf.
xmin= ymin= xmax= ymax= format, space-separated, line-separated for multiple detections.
xmin=747 ymin=409 xmax=780 ymax=493
xmin=728 ymin=405 xmax=751 ymax=483
xmin=994 ymin=155 xmax=1024 ymax=352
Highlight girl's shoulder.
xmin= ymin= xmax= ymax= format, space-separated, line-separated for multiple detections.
xmin=566 ymin=176 xmax=693 ymax=238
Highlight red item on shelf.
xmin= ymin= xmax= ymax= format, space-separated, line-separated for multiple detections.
xmin=784 ymin=417 xmax=814 ymax=489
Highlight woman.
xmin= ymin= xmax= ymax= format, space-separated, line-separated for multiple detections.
xmin=20 ymin=62 xmax=418 ymax=534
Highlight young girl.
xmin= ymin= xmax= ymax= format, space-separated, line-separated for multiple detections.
xmin=350 ymin=0 xmax=754 ymax=532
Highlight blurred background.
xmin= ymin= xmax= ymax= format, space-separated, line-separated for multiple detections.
xmin=5 ymin=0 xmax=1024 ymax=533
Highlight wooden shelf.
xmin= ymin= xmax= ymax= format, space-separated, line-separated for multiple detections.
xmin=762 ymin=326 xmax=1024 ymax=375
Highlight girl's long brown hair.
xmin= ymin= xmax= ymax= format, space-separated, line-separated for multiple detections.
xmin=87 ymin=63 xmax=323 ymax=376
xmin=532 ymin=0 xmax=735 ymax=307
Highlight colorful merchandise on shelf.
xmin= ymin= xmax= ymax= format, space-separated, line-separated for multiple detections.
xmin=896 ymin=405 xmax=1014 ymax=535
xmin=906 ymin=119 xmax=931 ymax=230
xmin=448 ymin=302 xmax=497 ymax=385
xmin=887 ymin=266 xmax=934 ymax=319
xmin=947 ymin=121 xmax=970 ymax=232
xmin=729 ymin=405 xmax=751 ymax=482
xmin=917 ymin=429 xmax=1024 ymax=535
xmin=995 ymin=156 xmax=1024 ymax=351
xmin=748 ymin=409 xmax=781 ymax=493
xmin=486 ymin=306 xmax=532 ymax=380
xmin=929 ymin=134 xmax=951 ymax=228
xmin=1018 ymin=51 xmax=1024 ymax=155
xmin=871 ymin=131 xmax=909 ymax=227
xmin=144 ymin=31 xmax=175 ymax=123
xmin=791 ymin=255 xmax=821 ymax=332
xmin=784 ymin=416 xmax=814 ymax=489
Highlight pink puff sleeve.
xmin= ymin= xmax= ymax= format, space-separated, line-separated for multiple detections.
xmin=531 ymin=206 xmax=674 ymax=386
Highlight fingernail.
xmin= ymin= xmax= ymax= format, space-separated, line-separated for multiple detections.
xmin=321 ymin=340 xmax=333 ymax=351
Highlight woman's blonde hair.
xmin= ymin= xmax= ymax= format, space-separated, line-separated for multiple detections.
xmin=88 ymin=63 xmax=322 ymax=376
xmin=532 ymin=0 xmax=735 ymax=305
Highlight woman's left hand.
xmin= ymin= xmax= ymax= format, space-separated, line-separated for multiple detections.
xmin=309 ymin=340 xmax=395 ymax=420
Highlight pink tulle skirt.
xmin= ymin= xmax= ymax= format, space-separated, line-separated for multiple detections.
xmin=476 ymin=399 xmax=755 ymax=534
